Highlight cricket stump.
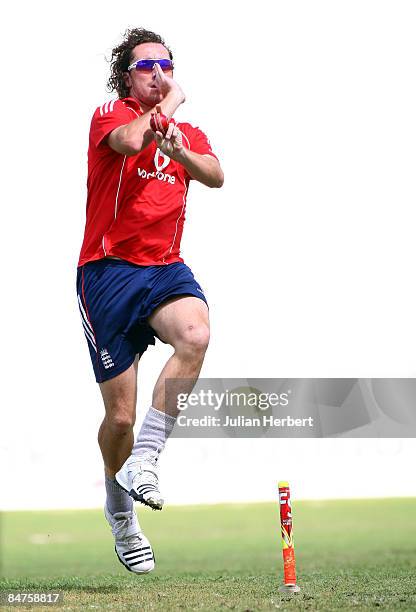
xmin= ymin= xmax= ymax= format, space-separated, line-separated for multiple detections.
xmin=278 ymin=481 xmax=301 ymax=594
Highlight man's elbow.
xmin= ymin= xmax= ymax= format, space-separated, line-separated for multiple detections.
xmin=120 ymin=135 xmax=143 ymax=156
xmin=108 ymin=128 xmax=143 ymax=156
xmin=213 ymin=171 xmax=224 ymax=188
xmin=208 ymin=169 xmax=224 ymax=188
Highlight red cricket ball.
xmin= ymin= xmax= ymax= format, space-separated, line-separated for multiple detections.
xmin=150 ymin=113 xmax=169 ymax=135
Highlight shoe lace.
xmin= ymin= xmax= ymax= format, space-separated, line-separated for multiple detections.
xmin=133 ymin=469 xmax=158 ymax=488
xmin=138 ymin=450 xmax=160 ymax=465
xmin=111 ymin=511 xmax=142 ymax=548
xmin=130 ymin=452 xmax=160 ymax=489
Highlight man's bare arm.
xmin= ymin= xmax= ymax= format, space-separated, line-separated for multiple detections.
xmin=108 ymin=65 xmax=185 ymax=156
xmin=176 ymin=150 xmax=224 ymax=188
xmin=155 ymin=125 xmax=224 ymax=188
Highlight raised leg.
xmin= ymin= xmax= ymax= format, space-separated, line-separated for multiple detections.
xmin=148 ymin=295 xmax=210 ymax=416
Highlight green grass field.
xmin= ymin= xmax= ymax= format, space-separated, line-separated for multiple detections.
xmin=1 ymin=499 xmax=416 ymax=611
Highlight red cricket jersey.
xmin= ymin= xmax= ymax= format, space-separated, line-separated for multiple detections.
xmin=78 ymin=97 xmax=218 ymax=267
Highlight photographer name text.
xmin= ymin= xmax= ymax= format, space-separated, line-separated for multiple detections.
xmin=177 ymin=415 xmax=314 ymax=428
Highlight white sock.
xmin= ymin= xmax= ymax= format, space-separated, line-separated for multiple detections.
xmin=105 ymin=474 xmax=133 ymax=514
xmin=132 ymin=406 xmax=176 ymax=458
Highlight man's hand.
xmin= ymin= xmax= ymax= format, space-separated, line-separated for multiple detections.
xmin=154 ymin=112 xmax=184 ymax=160
xmin=154 ymin=115 xmax=224 ymax=188
xmin=153 ymin=63 xmax=185 ymax=105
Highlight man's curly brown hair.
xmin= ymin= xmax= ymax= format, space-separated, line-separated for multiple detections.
xmin=107 ymin=28 xmax=174 ymax=99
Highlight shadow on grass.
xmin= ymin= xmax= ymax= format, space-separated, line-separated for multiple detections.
xmin=0 ymin=582 xmax=121 ymax=594
xmin=69 ymin=585 xmax=120 ymax=594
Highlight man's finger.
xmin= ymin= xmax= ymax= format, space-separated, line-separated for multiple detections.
xmin=154 ymin=63 xmax=164 ymax=79
xmin=154 ymin=114 xmax=163 ymax=132
xmin=165 ymin=122 xmax=175 ymax=140
xmin=172 ymin=127 xmax=182 ymax=146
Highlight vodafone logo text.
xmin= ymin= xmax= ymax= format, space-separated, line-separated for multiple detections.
xmin=137 ymin=148 xmax=176 ymax=184
xmin=137 ymin=168 xmax=176 ymax=184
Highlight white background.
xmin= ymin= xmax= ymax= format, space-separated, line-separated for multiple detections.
xmin=1 ymin=0 xmax=415 ymax=510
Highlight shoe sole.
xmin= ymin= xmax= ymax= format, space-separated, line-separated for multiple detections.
xmin=132 ymin=491 xmax=164 ymax=511
xmin=115 ymin=475 xmax=164 ymax=511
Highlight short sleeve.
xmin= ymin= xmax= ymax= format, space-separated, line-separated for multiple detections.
xmin=180 ymin=124 xmax=219 ymax=161
xmin=89 ymin=100 xmax=135 ymax=148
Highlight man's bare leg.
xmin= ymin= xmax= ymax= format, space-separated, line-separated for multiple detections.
xmin=98 ymin=355 xmax=155 ymax=572
xmin=98 ymin=356 xmax=139 ymax=478
xmin=149 ymin=296 xmax=210 ymax=416
xmin=116 ymin=296 xmax=209 ymax=509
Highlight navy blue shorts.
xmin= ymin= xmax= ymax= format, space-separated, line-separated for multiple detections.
xmin=76 ymin=259 xmax=207 ymax=383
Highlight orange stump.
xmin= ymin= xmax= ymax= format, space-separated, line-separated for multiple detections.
xmin=278 ymin=481 xmax=300 ymax=593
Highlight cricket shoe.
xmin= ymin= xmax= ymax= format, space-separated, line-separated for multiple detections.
xmin=115 ymin=452 xmax=164 ymax=510
xmin=104 ymin=504 xmax=155 ymax=573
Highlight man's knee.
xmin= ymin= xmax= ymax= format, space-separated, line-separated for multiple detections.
xmin=104 ymin=406 xmax=136 ymax=435
xmin=176 ymin=323 xmax=210 ymax=359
